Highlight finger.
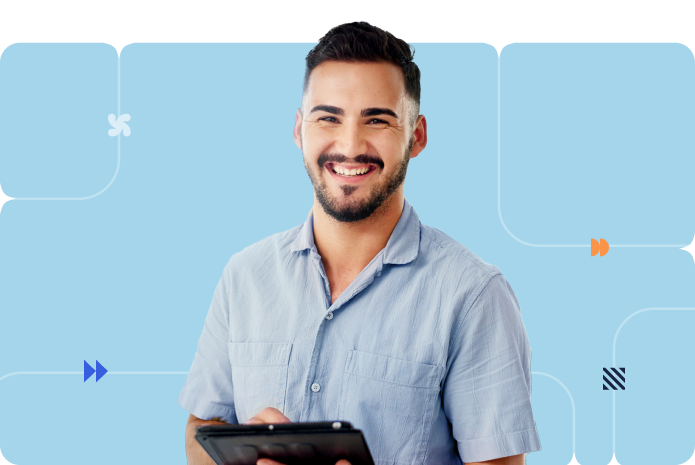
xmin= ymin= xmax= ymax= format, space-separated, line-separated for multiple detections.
xmin=254 ymin=407 xmax=291 ymax=424
xmin=257 ymin=459 xmax=286 ymax=465
xmin=335 ymin=460 xmax=352 ymax=465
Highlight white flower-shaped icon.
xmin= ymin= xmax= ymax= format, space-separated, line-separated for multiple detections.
xmin=108 ymin=113 xmax=131 ymax=137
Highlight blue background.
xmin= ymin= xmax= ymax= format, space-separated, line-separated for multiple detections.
xmin=0 ymin=43 xmax=694 ymax=465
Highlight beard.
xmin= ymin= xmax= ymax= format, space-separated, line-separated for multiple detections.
xmin=303 ymin=137 xmax=414 ymax=223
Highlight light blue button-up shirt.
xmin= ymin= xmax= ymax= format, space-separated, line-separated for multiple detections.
xmin=178 ymin=198 xmax=542 ymax=464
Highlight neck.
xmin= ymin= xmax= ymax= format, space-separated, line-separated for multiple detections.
xmin=312 ymin=191 xmax=405 ymax=274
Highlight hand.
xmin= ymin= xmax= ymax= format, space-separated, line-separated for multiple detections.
xmin=243 ymin=407 xmax=292 ymax=425
xmin=257 ymin=460 xmax=351 ymax=465
xmin=247 ymin=408 xmax=351 ymax=465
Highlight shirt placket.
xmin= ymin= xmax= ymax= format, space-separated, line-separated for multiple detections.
xmin=299 ymin=249 xmax=384 ymax=422
xmin=298 ymin=251 xmax=329 ymax=421
xmin=311 ymin=251 xmax=332 ymax=310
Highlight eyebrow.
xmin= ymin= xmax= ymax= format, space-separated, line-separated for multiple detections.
xmin=362 ymin=107 xmax=398 ymax=118
xmin=310 ymin=105 xmax=399 ymax=119
xmin=310 ymin=105 xmax=343 ymax=116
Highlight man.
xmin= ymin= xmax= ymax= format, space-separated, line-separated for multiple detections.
xmin=179 ymin=22 xmax=542 ymax=465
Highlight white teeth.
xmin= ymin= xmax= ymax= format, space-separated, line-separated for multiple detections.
xmin=333 ymin=165 xmax=370 ymax=176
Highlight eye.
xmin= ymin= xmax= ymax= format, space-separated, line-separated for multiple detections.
xmin=319 ymin=116 xmax=339 ymax=123
xmin=368 ymin=118 xmax=388 ymax=124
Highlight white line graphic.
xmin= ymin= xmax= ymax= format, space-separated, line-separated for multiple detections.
xmin=0 ymin=371 xmax=189 ymax=383
xmin=610 ymin=307 xmax=695 ymax=465
xmin=0 ymin=51 xmax=128 ymax=213
xmin=532 ymin=371 xmax=580 ymax=465
xmin=497 ymin=52 xmax=691 ymax=252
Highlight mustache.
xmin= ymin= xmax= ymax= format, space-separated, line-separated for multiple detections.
xmin=317 ymin=153 xmax=384 ymax=170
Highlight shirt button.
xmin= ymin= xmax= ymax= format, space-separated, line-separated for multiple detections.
xmin=311 ymin=382 xmax=321 ymax=392
xmin=325 ymin=312 xmax=333 ymax=320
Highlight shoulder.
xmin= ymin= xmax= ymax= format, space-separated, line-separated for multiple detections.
xmin=223 ymin=223 xmax=304 ymax=277
xmin=417 ymin=223 xmax=515 ymax=316
xmin=418 ymin=222 xmax=502 ymax=279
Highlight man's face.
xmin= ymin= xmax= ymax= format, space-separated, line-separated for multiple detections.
xmin=294 ymin=61 xmax=424 ymax=223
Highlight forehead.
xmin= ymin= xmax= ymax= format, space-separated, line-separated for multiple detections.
xmin=304 ymin=61 xmax=407 ymax=110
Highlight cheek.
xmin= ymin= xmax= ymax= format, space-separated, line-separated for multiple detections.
xmin=303 ymin=132 xmax=333 ymax=159
xmin=372 ymin=136 xmax=405 ymax=163
xmin=370 ymin=126 xmax=402 ymax=145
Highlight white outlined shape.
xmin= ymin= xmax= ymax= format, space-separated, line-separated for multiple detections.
xmin=681 ymin=235 xmax=695 ymax=265
xmin=532 ymin=371 xmax=579 ymax=465
xmin=612 ymin=307 xmax=695 ymax=366
xmin=483 ymin=42 xmax=514 ymax=58
xmin=104 ymin=42 xmax=135 ymax=58
xmin=610 ymin=307 xmax=695 ymax=465
xmin=497 ymin=46 xmax=692 ymax=252
xmin=1 ymin=49 xmax=127 ymax=209
xmin=0 ymin=184 xmax=12 ymax=214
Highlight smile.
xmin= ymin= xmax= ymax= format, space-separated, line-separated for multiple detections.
xmin=325 ymin=163 xmax=377 ymax=183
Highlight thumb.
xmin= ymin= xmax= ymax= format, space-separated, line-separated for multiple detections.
xmin=253 ymin=407 xmax=292 ymax=424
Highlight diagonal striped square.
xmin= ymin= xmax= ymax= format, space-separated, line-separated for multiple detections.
xmin=603 ymin=367 xmax=626 ymax=390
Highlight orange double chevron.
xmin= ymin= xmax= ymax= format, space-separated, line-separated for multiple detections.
xmin=591 ymin=238 xmax=609 ymax=256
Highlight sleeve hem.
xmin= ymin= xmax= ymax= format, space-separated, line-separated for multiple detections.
xmin=458 ymin=427 xmax=542 ymax=463
xmin=178 ymin=389 xmax=238 ymax=424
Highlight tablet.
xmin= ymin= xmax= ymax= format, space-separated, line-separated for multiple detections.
xmin=195 ymin=421 xmax=374 ymax=465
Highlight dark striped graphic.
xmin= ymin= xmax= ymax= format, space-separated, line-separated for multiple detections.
xmin=603 ymin=367 xmax=625 ymax=390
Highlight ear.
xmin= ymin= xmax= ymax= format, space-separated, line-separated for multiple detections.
xmin=409 ymin=114 xmax=427 ymax=159
xmin=293 ymin=108 xmax=303 ymax=150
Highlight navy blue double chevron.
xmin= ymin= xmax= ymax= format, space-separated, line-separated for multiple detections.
xmin=603 ymin=367 xmax=626 ymax=390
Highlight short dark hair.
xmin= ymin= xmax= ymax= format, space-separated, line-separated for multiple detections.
xmin=303 ymin=22 xmax=421 ymax=126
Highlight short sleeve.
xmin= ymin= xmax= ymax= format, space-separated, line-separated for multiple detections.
xmin=178 ymin=263 xmax=238 ymax=423
xmin=442 ymin=272 xmax=541 ymax=463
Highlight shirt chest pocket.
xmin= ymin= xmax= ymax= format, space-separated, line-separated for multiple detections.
xmin=228 ymin=342 xmax=292 ymax=424
xmin=337 ymin=350 xmax=443 ymax=465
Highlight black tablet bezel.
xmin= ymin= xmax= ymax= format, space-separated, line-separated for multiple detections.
xmin=196 ymin=421 xmax=352 ymax=435
xmin=194 ymin=421 xmax=374 ymax=465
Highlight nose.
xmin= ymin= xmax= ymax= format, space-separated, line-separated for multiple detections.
xmin=333 ymin=120 xmax=368 ymax=159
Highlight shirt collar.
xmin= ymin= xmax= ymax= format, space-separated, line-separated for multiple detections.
xmin=289 ymin=197 xmax=420 ymax=266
